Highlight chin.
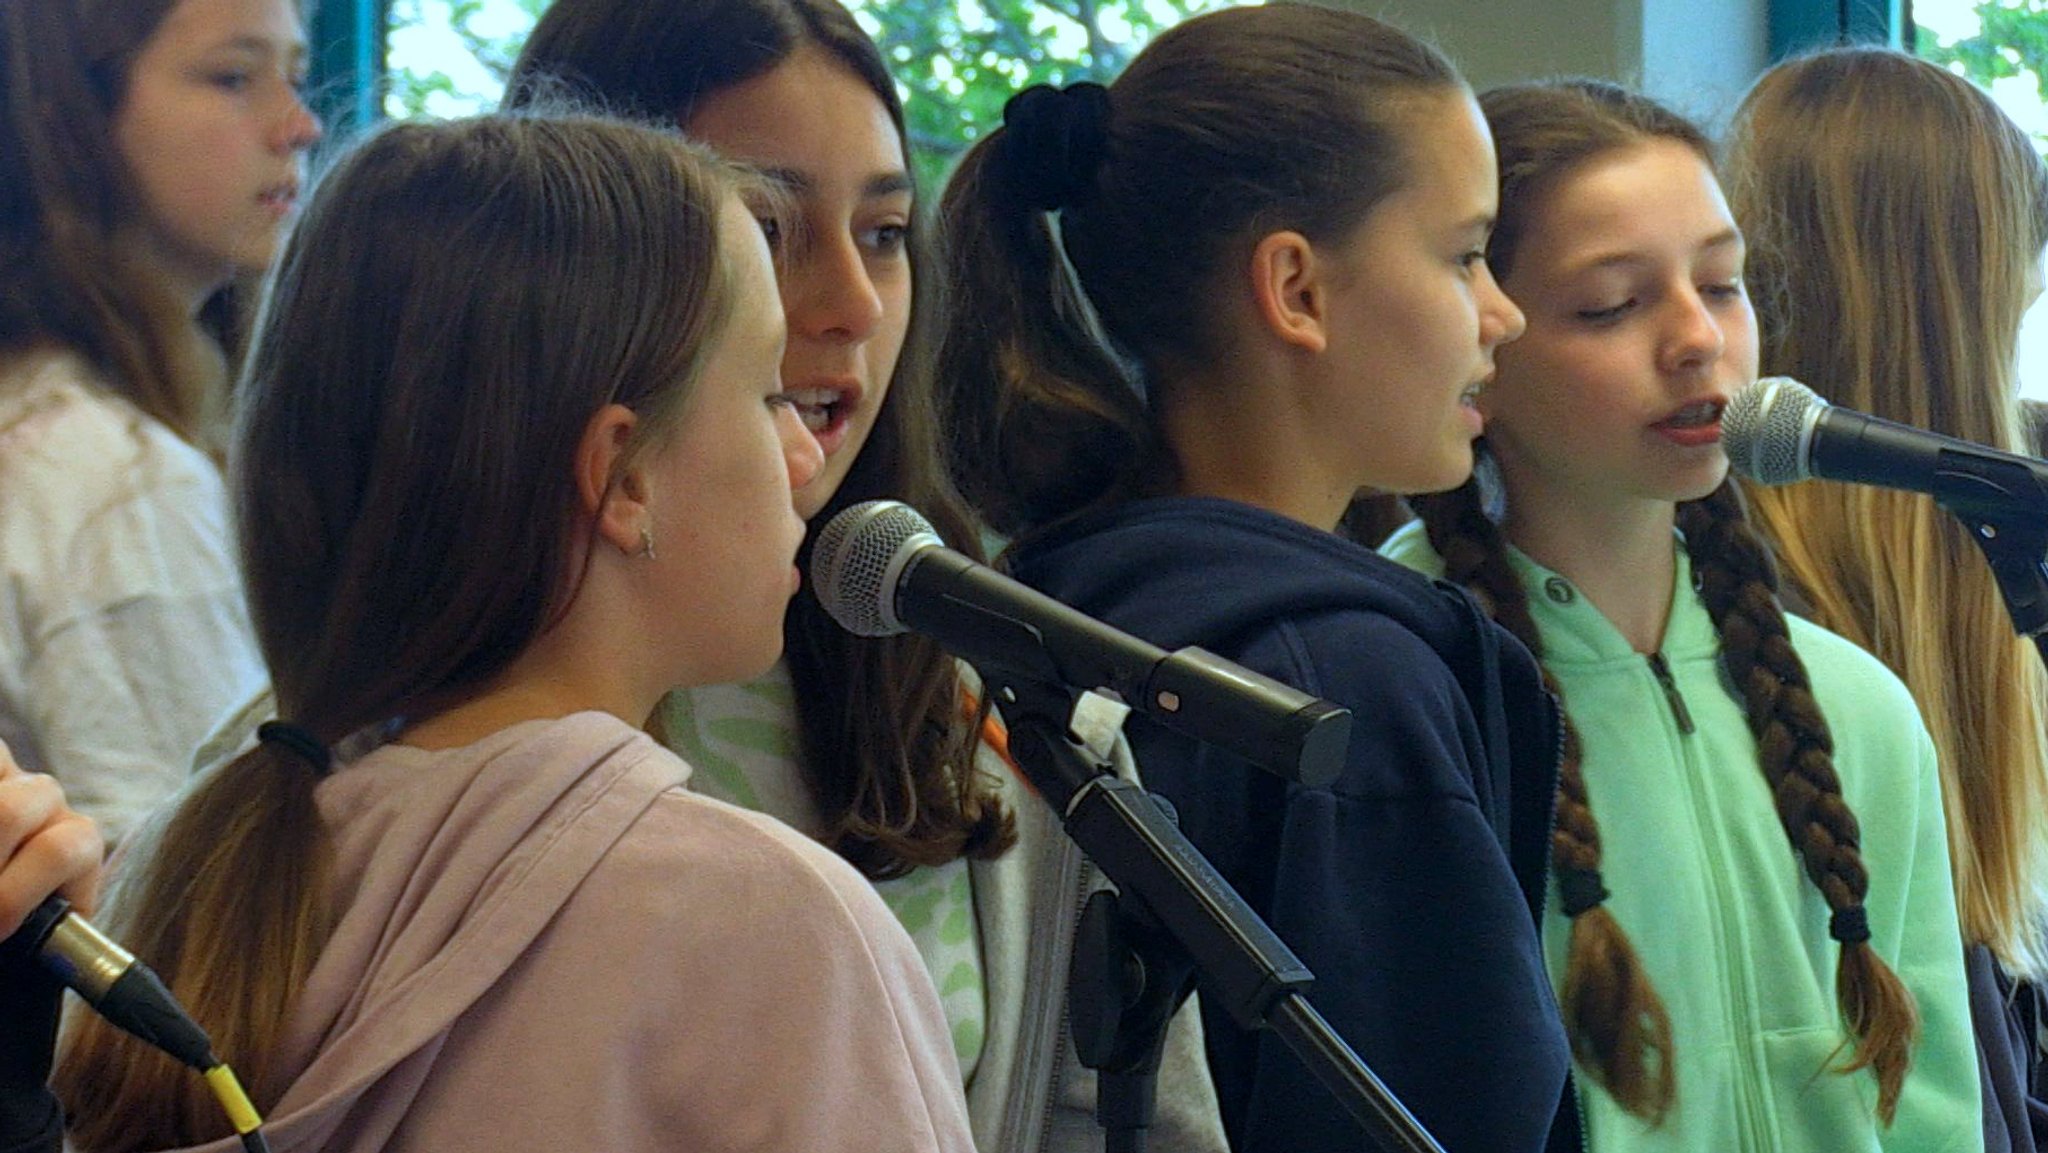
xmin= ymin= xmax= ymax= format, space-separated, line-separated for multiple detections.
xmin=1408 ymin=446 xmax=1477 ymax=496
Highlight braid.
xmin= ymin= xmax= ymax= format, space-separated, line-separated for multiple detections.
xmin=1413 ymin=480 xmax=1676 ymax=1123
xmin=1678 ymin=480 xmax=1920 ymax=1123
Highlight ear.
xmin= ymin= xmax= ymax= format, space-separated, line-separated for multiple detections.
xmin=575 ymin=402 xmax=649 ymax=557
xmin=1248 ymin=230 xmax=1329 ymax=354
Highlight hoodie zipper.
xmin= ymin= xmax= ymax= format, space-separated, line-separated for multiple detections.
xmin=1645 ymin=653 xmax=1695 ymax=734
xmin=1032 ymin=859 xmax=1094 ymax=1153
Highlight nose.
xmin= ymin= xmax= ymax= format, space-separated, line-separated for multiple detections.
xmin=1659 ymin=288 xmax=1725 ymax=373
xmin=784 ymin=233 xmax=883 ymax=345
xmin=274 ymin=84 xmax=323 ymax=154
xmin=1478 ymin=263 xmax=1525 ymax=347
xmin=779 ymin=403 xmax=826 ymax=492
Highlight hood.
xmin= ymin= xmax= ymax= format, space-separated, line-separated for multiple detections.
xmin=1009 ymin=496 xmax=1483 ymax=661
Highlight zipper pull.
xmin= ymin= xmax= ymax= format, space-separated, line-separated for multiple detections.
xmin=1645 ymin=653 xmax=1696 ymax=734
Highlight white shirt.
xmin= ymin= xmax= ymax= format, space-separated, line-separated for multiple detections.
xmin=0 ymin=351 xmax=265 ymax=842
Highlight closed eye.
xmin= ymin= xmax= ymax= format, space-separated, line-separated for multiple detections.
xmin=1578 ymin=300 xmax=1635 ymax=323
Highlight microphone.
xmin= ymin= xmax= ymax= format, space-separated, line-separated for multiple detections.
xmin=7 ymin=896 xmax=217 ymax=1071
xmin=1723 ymin=377 xmax=2048 ymax=520
xmin=811 ymin=500 xmax=1352 ymax=787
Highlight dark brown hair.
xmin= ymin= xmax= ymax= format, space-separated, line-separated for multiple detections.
xmin=56 ymin=114 xmax=750 ymax=1148
xmin=1414 ymin=79 xmax=1919 ymax=1125
xmin=0 ymin=0 xmax=230 ymax=442
xmin=507 ymin=0 xmax=1014 ymax=880
xmin=934 ymin=2 xmax=1463 ymax=540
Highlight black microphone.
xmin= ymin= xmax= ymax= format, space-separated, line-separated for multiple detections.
xmin=811 ymin=500 xmax=1352 ymax=786
xmin=6 ymin=896 xmax=217 ymax=1070
xmin=1723 ymin=376 xmax=2048 ymax=520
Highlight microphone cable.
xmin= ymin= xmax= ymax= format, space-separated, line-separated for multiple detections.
xmin=14 ymin=898 xmax=273 ymax=1153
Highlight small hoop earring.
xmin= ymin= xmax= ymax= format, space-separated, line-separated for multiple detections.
xmin=637 ymin=525 xmax=657 ymax=560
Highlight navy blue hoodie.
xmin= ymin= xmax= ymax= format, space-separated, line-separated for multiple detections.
xmin=1010 ymin=497 xmax=1572 ymax=1153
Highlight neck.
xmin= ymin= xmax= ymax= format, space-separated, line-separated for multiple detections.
xmin=1159 ymin=353 xmax=1354 ymax=533
xmin=1499 ymin=466 xmax=1678 ymax=654
xmin=398 ymin=610 xmax=664 ymax=752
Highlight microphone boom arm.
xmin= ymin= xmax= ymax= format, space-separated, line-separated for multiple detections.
xmin=987 ymin=670 xmax=1445 ymax=1153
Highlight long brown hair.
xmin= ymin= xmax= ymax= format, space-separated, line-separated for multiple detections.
xmin=935 ymin=2 xmax=1462 ymax=541
xmin=509 ymin=0 xmax=1012 ymax=879
xmin=1414 ymin=79 xmax=1920 ymax=1125
xmin=56 ymin=114 xmax=751 ymax=1149
xmin=1727 ymin=47 xmax=2048 ymax=981
xmin=0 ymin=0 xmax=235 ymax=442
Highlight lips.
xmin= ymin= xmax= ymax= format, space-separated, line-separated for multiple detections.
xmin=1651 ymin=398 xmax=1726 ymax=447
xmin=257 ymin=182 xmax=299 ymax=214
xmin=784 ymin=376 xmax=865 ymax=455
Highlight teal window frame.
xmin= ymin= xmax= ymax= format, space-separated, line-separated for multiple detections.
xmin=1771 ymin=0 xmax=1903 ymax=57
xmin=307 ymin=0 xmax=390 ymax=137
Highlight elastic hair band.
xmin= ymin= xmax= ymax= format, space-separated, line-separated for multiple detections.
xmin=1829 ymin=905 xmax=1871 ymax=945
xmin=258 ymin=721 xmax=332 ymax=776
xmin=1556 ymin=866 xmax=1611 ymax=918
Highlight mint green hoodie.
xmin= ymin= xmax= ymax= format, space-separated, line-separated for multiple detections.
xmin=1384 ymin=524 xmax=1980 ymax=1153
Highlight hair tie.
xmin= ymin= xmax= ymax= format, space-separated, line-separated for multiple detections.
xmin=1829 ymin=905 xmax=1872 ymax=945
xmin=258 ymin=721 xmax=333 ymax=776
xmin=1556 ymin=866 xmax=1611 ymax=917
xmin=997 ymin=82 xmax=1112 ymax=212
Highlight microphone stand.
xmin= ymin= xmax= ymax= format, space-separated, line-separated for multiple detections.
xmin=1925 ymin=444 xmax=2048 ymax=668
xmin=1952 ymin=505 xmax=2048 ymax=670
xmin=992 ymin=674 xmax=1445 ymax=1153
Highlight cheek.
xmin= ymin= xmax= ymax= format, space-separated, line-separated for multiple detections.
xmin=871 ymin=280 xmax=913 ymax=379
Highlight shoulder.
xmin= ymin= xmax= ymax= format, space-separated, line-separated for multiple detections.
xmin=1783 ymin=614 xmax=1923 ymax=722
xmin=0 ymin=354 xmax=222 ymax=537
xmin=599 ymin=784 xmax=908 ymax=958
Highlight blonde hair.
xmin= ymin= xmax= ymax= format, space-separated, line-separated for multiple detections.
xmin=1726 ymin=47 xmax=2048 ymax=979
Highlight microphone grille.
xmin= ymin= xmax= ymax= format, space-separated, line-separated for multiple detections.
xmin=810 ymin=500 xmax=941 ymax=637
xmin=1723 ymin=376 xmax=1823 ymax=486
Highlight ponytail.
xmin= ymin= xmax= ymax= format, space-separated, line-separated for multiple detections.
xmin=935 ymin=83 xmax=1153 ymax=540
xmin=56 ymin=741 xmax=334 ymax=1149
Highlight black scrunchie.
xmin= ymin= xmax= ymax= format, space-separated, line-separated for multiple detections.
xmin=1829 ymin=905 xmax=1872 ymax=946
xmin=1556 ymin=866 xmax=1612 ymax=918
xmin=997 ymin=82 xmax=1112 ymax=213
xmin=259 ymin=721 xmax=333 ymax=777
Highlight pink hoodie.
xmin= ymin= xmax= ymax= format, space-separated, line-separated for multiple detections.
xmin=136 ymin=711 xmax=976 ymax=1152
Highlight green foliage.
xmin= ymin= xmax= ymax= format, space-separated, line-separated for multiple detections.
xmin=385 ymin=0 xmax=552 ymax=117
xmin=382 ymin=0 xmax=1233 ymax=184
xmin=1918 ymin=0 xmax=2048 ymax=109
xmin=856 ymin=0 xmax=1231 ymax=189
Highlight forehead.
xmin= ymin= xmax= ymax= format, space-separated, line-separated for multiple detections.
xmin=1367 ymin=90 xmax=1498 ymax=228
xmin=149 ymin=0 xmax=307 ymax=48
xmin=681 ymin=45 xmax=904 ymax=183
xmin=1513 ymin=141 xmax=1736 ymax=274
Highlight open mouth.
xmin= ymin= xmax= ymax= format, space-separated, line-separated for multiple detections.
xmin=1654 ymin=400 xmax=1724 ymax=430
xmin=784 ymin=387 xmax=853 ymax=438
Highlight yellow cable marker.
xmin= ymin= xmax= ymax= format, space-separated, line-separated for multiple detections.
xmin=204 ymin=1064 xmax=264 ymax=1135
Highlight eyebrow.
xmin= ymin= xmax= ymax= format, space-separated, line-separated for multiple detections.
xmin=210 ymin=34 xmax=309 ymax=62
xmin=1563 ymin=227 xmax=1744 ymax=275
xmin=757 ymin=167 xmax=914 ymax=200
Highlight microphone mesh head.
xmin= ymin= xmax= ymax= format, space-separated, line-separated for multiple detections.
xmin=810 ymin=500 xmax=941 ymax=637
xmin=1722 ymin=376 xmax=1822 ymax=485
